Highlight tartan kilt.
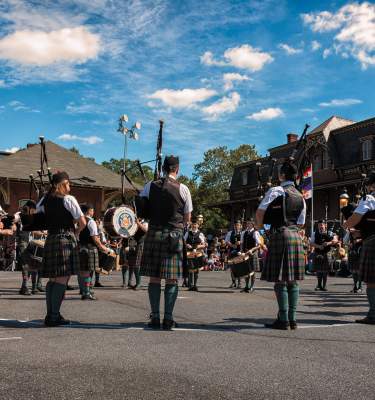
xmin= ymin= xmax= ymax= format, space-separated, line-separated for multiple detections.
xmin=348 ymin=248 xmax=361 ymax=273
xmin=41 ymin=232 xmax=80 ymax=278
xmin=79 ymin=244 xmax=99 ymax=273
xmin=261 ymin=226 xmax=305 ymax=282
xmin=140 ymin=227 xmax=183 ymax=280
xmin=359 ymin=235 xmax=375 ymax=283
xmin=312 ymin=252 xmax=332 ymax=273
xmin=187 ymin=255 xmax=204 ymax=272
xmin=248 ymin=252 xmax=260 ymax=273
xmin=135 ymin=241 xmax=144 ymax=269
xmin=16 ymin=240 xmax=29 ymax=271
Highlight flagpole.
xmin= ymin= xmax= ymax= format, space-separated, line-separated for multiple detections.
xmin=310 ymin=163 xmax=314 ymax=238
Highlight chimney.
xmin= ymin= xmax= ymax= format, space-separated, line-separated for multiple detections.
xmin=287 ymin=133 xmax=298 ymax=144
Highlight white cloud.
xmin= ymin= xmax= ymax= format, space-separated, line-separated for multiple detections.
xmin=147 ymin=88 xmax=217 ymax=109
xmin=65 ymin=102 xmax=107 ymax=115
xmin=0 ymin=27 xmax=100 ymax=66
xmin=302 ymin=3 xmax=375 ymax=69
xmin=7 ymin=100 xmax=40 ymax=113
xmin=4 ymin=147 xmax=20 ymax=153
xmin=319 ymin=98 xmax=362 ymax=107
xmin=246 ymin=107 xmax=284 ymax=121
xmin=278 ymin=43 xmax=302 ymax=55
xmin=223 ymin=73 xmax=250 ymax=91
xmin=301 ymin=108 xmax=316 ymax=112
xmin=311 ymin=40 xmax=322 ymax=51
xmin=58 ymin=134 xmax=103 ymax=145
xmin=202 ymin=92 xmax=240 ymax=120
xmin=201 ymin=44 xmax=273 ymax=72
xmin=323 ymin=48 xmax=332 ymax=59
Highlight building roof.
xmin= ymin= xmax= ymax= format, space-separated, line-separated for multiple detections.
xmin=0 ymin=141 xmax=130 ymax=190
xmin=309 ymin=116 xmax=355 ymax=137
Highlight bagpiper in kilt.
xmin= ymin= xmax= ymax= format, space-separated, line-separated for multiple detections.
xmin=311 ymin=221 xmax=338 ymax=291
xmin=37 ymin=171 xmax=86 ymax=327
xmin=225 ymin=220 xmax=243 ymax=288
xmin=240 ymin=220 xmax=261 ymax=293
xmin=184 ymin=217 xmax=206 ymax=291
xmin=139 ymin=155 xmax=193 ymax=330
xmin=256 ymin=160 xmax=306 ymax=330
xmin=346 ymin=231 xmax=362 ymax=293
xmin=344 ymin=171 xmax=375 ymax=325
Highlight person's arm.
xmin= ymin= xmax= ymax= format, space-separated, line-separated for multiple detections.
xmin=75 ymin=216 xmax=86 ymax=237
xmin=92 ymin=235 xmax=114 ymax=254
xmin=255 ymin=187 xmax=282 ymax=229
xmin=64 ymin=195 xmax=86 ymax=237
xmin=255 ymin=209 xmax=266 ymax=230
xmin=297 ymin=199 xmax=307 ymax=228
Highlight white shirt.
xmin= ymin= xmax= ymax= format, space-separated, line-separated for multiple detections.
xmin=140 ymin=175 xmax=193 ymax=214
xmin=258 ymin=181 xmax=306 ymax=225
xmin=225 ymin=230 xmax=242 ymax=244
xmin=240 ymin=229 xmax=261 ymax=246
xmin=87 ymin=217 xmax=98 ymax=236
xmin=354 ymin=193 xmax=375 ymax=215
xmin=37 ymin=194 xmax=83 ymax=220
xmin=184 ymin=230 xmax=206 ymax=244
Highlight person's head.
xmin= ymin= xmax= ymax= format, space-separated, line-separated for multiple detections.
xmin=279 ymin=160 xmax=298 ymax=182
xmin=197 ymin=214 xmax=204 ymax=226
xmin=317 ymin=220 xmax=326 ymax=231
xmin=162 ymin=155 xmax=179 ymax=176
xmin=234 ymin=220 xmax=242 ymax=232
xmin=22 ymin=200 xmax=36 ymax=215
xmin=365 ymin=170 xmax=375 ymax=193
xmin=81 ymin=203 xmax=94 ymax=217
xmin=246 ymin=219 xmax=255 ymax=230
xmin=191 ymin=217 xmax=199 ymax=231
xmin=52 ymin=171 xmax=70 ymax=196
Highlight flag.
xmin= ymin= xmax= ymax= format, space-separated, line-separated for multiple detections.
xmin=301 ymin=164 xmax=312 ymax=199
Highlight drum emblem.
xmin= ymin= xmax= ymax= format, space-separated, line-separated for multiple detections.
xmin=104 ymin=206 xmax=138 ymax=238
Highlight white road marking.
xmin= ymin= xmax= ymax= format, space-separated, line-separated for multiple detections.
xmin=0 ymin=337 xmax=22 ymax=341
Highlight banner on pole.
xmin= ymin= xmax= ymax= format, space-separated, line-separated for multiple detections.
xmin=301 ymin=164 xmax=313 ymax=200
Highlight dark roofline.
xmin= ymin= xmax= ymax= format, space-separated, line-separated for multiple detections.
xmin=267 ymin=141 xmax=297 ymax=153
xmin=330 ymin=116 xmax=375 ymax=135
xmin=235 ymin=156 xmax=269 ymax=169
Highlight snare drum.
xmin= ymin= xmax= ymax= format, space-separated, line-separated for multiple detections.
xmin=25 ymin=239 xmax=45 ymax=270
xmin=186 ymin=250 xmax=204 ymax=272
xmin=98 ymin=250 xmax=116 ymax=272
xmin=103 ymin=206 xmax=138 ymax=239
xmin=227 ymin=254 xmax=251 ymax=278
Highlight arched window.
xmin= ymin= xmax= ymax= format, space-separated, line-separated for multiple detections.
xmin=241 ymin=169 xmax=248 ymax=186
xmin=362 ymin=140 xmax=372 ymax=161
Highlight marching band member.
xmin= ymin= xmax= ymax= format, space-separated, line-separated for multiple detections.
xmin=240 ymin=219 xmax=261 ymax=293
xmin=256 ymin=160 xmax=306 ymax=330
xmin=225 ymin=220 xmax=242 ymax=288
xmin=139 ymin=155 xmax=192 ymax=330
xmin=344 ymin=230 xmax=362 ymax=293
xmin=79 ymin=204 xmax=115 ymax=300
xmin=344 ymin=170 xmax=375 ymax=324
xmin=184 ymin=216 xmax=206 ymax=291
xmin=311 ymin=220 xmax=338 ymax=291
xmin=37 ymin=171 xmax=86 ymax=327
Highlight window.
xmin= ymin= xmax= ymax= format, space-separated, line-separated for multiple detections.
xmin=362 ymin=140 xmax=372 ymax=161
xmin=322 ymin=150 xmax=331 ymax=169
xmin=241 ymin=169 xmax=248 ymax=186
xmin=313 ymin=154 xmax=321 ymax=172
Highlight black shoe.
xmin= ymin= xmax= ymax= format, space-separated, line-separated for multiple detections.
xmin=192 ymin=286 xmax=198 ymax=292
xmin=37 ymin=286 xmax=45 ymax=293
xmin=289 ymin=321 xmax=298 ymax=330
xmin=19 ymin=287 xmax=31 ymax=295
xmin=66 ymin=285 xmax=75 ymax=291
xmin=94 ymin=282 xmax=104 ymax=288
xmin=162 ymin=319 xmax=178 ymax=330
xmin=57 ymin=314 xmax=71 ymax=325
xmin=44 ymin=314 xmax=70 ymax=327
xmin=314 ymin=286 xmax=322 ymax=291
xmin=321 ymin=287 xmax=328 ymax=291
xmin=147 ymin=315 xmax=160 ymax=329
xmin=264 ymin=319 xmax=289 ymax=330
xmin=188 ymin=287 xmax=194 ymax=291
xmin=31 ymin=288 xmax=37 ymax=295
xmin=229 ymin=283 xmax=236 ymax=288
xmin=355 ymin=317 xmax=375 ymax=325
xmin=81 ymin=293 xmax=97 ymax=300
xmin=241 ymin=288 xmax=250 ymax=293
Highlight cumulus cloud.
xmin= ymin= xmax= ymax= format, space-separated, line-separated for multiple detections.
xmin=246 ymin=107 xmax=284 ymax=121
xmin=311 ymin=41 xmax=322 ymax=51
xmin=319 ymin=98 xmax=362 ymax=107
xmin=0 ymin=27 xmax=100 ymax=66
xmin=201 ymin=44 xmax=273 ymax=72
xmin=323 ymin=48 xmax=332 ymax=59
xmin=302 ymin=2 xmax=375 ymax=69
xmin=202 ymin=92 xmax=240 ymax=120
xmin=8 ymin=100 xmax=40 ymax=113
xmin=223 ymin=73 xmax=250 ymax=91
xmin=58 ymin=134 xmax=103 ymax=145
xmin=278 ymin=43 xmax=302 ymax=55
xmin=147 ymin=88 xmax=217 ymax=109
xmin=4 ymin=147 xmax=20 ymax=153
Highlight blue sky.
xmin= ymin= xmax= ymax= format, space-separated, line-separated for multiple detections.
xmin=0 ymin=0 xmax=374 ymax=176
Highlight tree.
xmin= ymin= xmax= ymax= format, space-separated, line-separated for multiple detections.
xmin=102 ymin=158 xmax=154 ymax=186
xmin=69 ymin=146 xmax=95 ymax=162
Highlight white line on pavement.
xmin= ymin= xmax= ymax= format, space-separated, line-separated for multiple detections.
xmin=0 ymin=337 xmax=22 ymax=341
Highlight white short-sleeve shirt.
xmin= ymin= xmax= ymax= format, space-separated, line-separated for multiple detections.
xmin=240 ymin=229 xmax=261 ymax=246
xmin=37 ymin=194 xmax=83 ymax=220
xmin=140 ymin=175 xmax=193 ymax=214
xmin=354 ymin=194 xmax=375 ymax=215
xmin=258 ymin=181 xmax=306 ymax=225
xmin=87 ymin=217 xmax=99 ymax=236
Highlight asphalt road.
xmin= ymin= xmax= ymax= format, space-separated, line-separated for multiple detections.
xmin=0 ymin=271 xmax=374 ymax=400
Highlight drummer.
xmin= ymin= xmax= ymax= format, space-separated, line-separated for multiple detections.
xmin=240 ymin=219 xmax=261 ymax=293
xmin=37 ymin=171 xmax=86 ymax=326
xmin=184 ymin=216 xmax=207 ymax=291
xmin=225 ymin=220 xmax=243 ymax=288
xmin=78 ymin=203 xmax=115 ymax=300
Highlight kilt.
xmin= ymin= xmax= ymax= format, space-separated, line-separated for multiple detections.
xmin=187 ymin=255 xmax=204 ymax=273
xmin=140 ymin=227 xmax=183 ymax=280
xmin=359 ymin=234 xmax=375 ymax=283
xmin=79 ymin=244 xmax=99 ymax=273
xmin=261 ymin=226 xmax=305 ymax=282
xmin=248 ymin=251 xmax=260 ymax=273
xmin=41 ymin=232 xmax=80 ymax=278
xmin=16 ymin=239 xmax=29 ymax=271
xmin=135 ymin=241 xmax=144 ymax=269
xmin=348 ymin=248 xmax=361 ymax=273
xmin=312 ymin=252 xmax=332 ymax=273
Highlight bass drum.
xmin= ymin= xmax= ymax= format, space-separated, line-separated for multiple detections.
xmin=103 ymin=206 xmax=138 ymax=239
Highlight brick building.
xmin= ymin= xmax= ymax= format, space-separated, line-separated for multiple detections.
xmin=0 ymin=141 xmax=134 ymax=214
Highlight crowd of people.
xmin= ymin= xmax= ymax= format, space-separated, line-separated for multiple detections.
xmin=0 ymin=155 xmax=374 ymax=330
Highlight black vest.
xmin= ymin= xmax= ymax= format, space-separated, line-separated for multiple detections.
xmin=243 ymin=230 xmax=257 ymax=251
xmin=314 ymin=230 xmax=334 ymax=254
xmin=149 ymin=177 xmax=185 ymax=229
xmin=79 ymin=217 xmax=96 ymax=245
xmin=44 ymin=195 xmax=75 ymax=231
xmin=230 ymin=230 xmax=242 ymax=250
xmin=264 ymin=184 xmax=304 ymax=229
xmin=186 ymin=230 xmax=202 ymax=248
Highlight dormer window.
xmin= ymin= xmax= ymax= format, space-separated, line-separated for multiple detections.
xmin=362 ymin=139 xmax=372 ymax=161
xmin=241 ymin=169 xmax=248 ymax=186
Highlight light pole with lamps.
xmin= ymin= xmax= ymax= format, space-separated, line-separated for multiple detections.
xmin=339 ymin=187 xmax=350 ymax=223
xmin=117 ymin=114 xmax=141 ymax=173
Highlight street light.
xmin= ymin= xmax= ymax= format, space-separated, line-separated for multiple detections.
xmin=339 ymin=187 xmax=350 ymax=209
xmin=117 ymin=115 xmax=141 ymax=172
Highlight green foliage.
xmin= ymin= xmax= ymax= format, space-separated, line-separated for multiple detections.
xmin=102 ymin=158 xmax=154 ymax=186
xmin=69 ymin=146 xmax=95 ymax=162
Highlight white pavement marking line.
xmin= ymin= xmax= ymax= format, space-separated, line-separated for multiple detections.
xmin=0 ymin=337 xmax=22 ymax=341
